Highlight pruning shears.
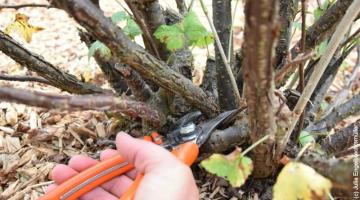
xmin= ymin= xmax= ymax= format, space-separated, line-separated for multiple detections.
xmin=40 ymin=108 xmax=241 ymax=200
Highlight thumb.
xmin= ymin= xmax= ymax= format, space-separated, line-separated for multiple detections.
xmin=116 ymin=132 xmax=182 ymax=173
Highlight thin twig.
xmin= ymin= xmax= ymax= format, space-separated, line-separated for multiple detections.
xmin=0 ymin=74 xmax=50 ymax=84
xmin=276 ymin=0 xmax=360 ymax=158
xmin=296 ymin=0 xmax=307 ymax=140
xmin=0 ymin=4 xmax=51 ymax=10
xmin=275 ymin=51 xmax=316 ymax=85
xmin=188 ymin=0 xmax=196 ymax=11
xmin=198 ymin=0 xmax=241 ymax=105
xmin=341 ymin=27 xmax=360 ymax=49
xmin=227 ymin=0 xmax=241 ymax=63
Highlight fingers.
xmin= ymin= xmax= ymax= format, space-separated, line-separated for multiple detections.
xmin=101 ymin=175 xmax=133 ymax=197
xmin=50 ymin=164 xmax=78 ymax=183
xmin=100 ymin=149 xmax=138 ymax=179
xmin=68 ymin=155 xmax=98 ymax=171
xmin=116 ymin=132 xmax=184 ymax=173
xmin=79 ymin=187 xmax=118 ymax=200
xmin=46 ymin=184 xmax=58 ymax=193
xmin=50 ymin=164 xmax=118 ymax=200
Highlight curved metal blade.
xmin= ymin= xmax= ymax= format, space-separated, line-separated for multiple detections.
xmin=196 ymin=108 xmax=243 ymax=147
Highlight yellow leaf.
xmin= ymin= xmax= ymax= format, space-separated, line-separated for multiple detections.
xmin=273 ymin=162 xmax=332 ymax=200
xmin=4 ymin=13 xmax=44 ymax=43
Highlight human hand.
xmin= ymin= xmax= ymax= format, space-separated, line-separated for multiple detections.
xmin=47 ymin=132 xmax=199 ymax=200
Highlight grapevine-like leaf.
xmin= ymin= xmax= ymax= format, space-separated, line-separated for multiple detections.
xmin=292 ymin=21 xmax=301 ymax=30
xmin=4 ymin=13 xmax=44 ymax=43
xmin=111 ymin=11 xmax=142 ymax=39
xmin=154 ymin=24 xmax=185 ymax=51
xmin=88 ymin=40 xmax=111 ymax=60
xmin=153 ymin=11 xmax=213 ymax=51
xmin=299 ymin=131 xmax=315 ymax=146
xmin=316 ymin=40 xmax=328 ymax=56
xmin=273 ymin=162 xmax=332 ymax=200
xmin=123 ymin=19 xmax=143 ymax=39
xmin=183 ymin=11 xmax=214 ymax=47
xmin=111 ymin=11 xmax=129 ymax=24
xmin=200 ymin=148 xmax=253 ymax=187
xmin=314 ymin=8 xmax=324 ymax=21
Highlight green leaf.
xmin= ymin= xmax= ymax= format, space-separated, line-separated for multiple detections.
xmin=111 ymin=11 xmax=142 ymax=39
xmin=274 ymin=162 xmax=332 ymax=200
xmin=316 ymin=40 xmax=328 ymax=56
xmin=299 ymin=131 xmax=315 ymax=146
xmin=314 ymin=8 xmax=324 ymax=21
xmin=183 ymin=11 xmax=214 ymax=47
xmin=88 ymin=40 xmax=111 ymax=60
xmin=123 ymin=19 xmax=143 ymax=39
xmin=154 ymin=24 xmax=185 ymax=51
xmin=111 ymin=11 xmax=129 ymax=24
xmin=320 ymin=100 xmax=329 ymax=112
xmin=293 ymin=21 xmax=301 ymax=30
xmin=321 ymin=0 xmax=330 ymax=10
xmin=200 ymin=148 xmax=253 ymax=187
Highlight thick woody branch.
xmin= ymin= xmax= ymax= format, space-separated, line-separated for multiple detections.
xmin=243 ymin=0 xmax=279 ymax=178
xmin=300 ymin=152 xmax=353 ymax=190
xmin=49 ymin=0 xmax=219 ymax=116
xmin=202 ymin=123 xmax=249 ymax=153
xmin=0 ymin=86 xmax=165 ymax=128
xmin=321 ymin=120 xmax=359 ymax=156
xmin=308 ymin=93 xmax=360 ymax=134
xmin=175 ymin=0 xmax=187 ymax=15
xmin=275 ymin=0 xmax=298 ymax=68
xmin=114 ymin=64 xmax=154 ymax=102
xmin=0 ymin=31 xmax=106 ymax=94
xmin=213 ymin=0 xmax=237 ymax=111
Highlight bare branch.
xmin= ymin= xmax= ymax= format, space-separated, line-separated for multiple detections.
xmin=275 ymin=0 xmax=298 ymax=68
xmin=321 ymin=120 xmax=359 ymax=156
xmin=308 ymin=93 xmax=360 ymax=134
xmin=0 ymin=74 xmax=49 ymax=84
xmin=0 ymin=4 xmax=51 ymax=10
xmin=175 ymin=0 xmax=187 ymax=15
xmin=295 ymin=0 xmax=307 ymax=140
xmin=300 ymin=152 xmax=353 ymax=191
xmin=277 ymin=0 xmax=360 ymax=158
xmin=0 ymin=31 xmax=106 ymax=94
xmin=0 ymin=86 xmax=165 ymax=128
xmin=243 ymin=0 xmax=279 ymax=178
xmin=212 ymin=0 xmax=237 ymax=111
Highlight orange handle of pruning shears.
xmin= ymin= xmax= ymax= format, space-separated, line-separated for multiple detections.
xmin=39 ymin=154 xmax=134 ymax=200
xmin=40 ymin=136 xmax=199 ymax=200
